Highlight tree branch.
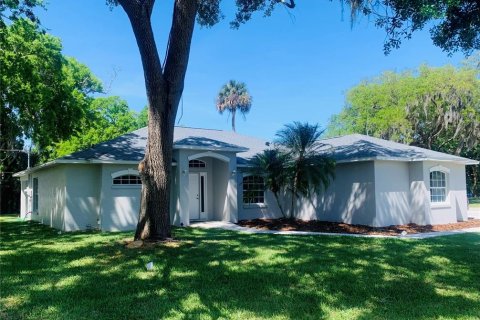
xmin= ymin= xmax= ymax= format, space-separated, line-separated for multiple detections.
xmin=118 ymin=0 xmax=165 ymax=107
xmin=279 ymin=0 xmax=295 ymax=9
xmin=163 ymin=0 xmax=198 ymax=121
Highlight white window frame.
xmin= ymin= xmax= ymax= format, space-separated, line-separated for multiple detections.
xmin=242 ymin=174 xmax=266 ymax=207
xmin=111 ymin=169 xmax=142 ymax=188
xmin=189 ymin=159 xmax=207 ymax=168
xmin=429 ymin=165 xmax=450 ymax=207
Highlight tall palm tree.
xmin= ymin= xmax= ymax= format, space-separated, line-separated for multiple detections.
xmin=216 ymin=80 xmax=252 ymax=132
xmin=275 ymin=122 xmax=336 ymax=217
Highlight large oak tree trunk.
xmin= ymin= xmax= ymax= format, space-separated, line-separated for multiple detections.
xmin=119 ymin=0 xmax=198 ymax=241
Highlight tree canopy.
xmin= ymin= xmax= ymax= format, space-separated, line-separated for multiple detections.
xmin=50 ymin=98 xmax=148 ymax=160
xmin=327 ymin=62 xmax=480 ymax=151
xmin=216 ymin=80 xmax=252 ymax=132
xmin=347 ymin=0 xmax=480 ymax=55
xmin=327 ymin=60 xmax=480 ymax=196
xmin=0 ymin=0 xmax=44 ymax=28
xmin=0 ymin=19 xmax=103 ymax=154
xmin=109 ymin=0 xmax=480 ymax=54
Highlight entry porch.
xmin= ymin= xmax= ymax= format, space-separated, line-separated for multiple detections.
xmin=171 ymin=150 xmax=239 ymax=226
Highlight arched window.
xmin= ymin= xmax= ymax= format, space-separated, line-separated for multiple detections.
xmin=430 ymin=169 xmax=448 ymax=203
xmin=189 ymin=159 xmax=206 ymax=168
xmin=243 ymin=175 xmax=265 ymax=204
xmin=113 ymin=175 xmax=142 ymax=185
xmin=111 ymin=169 xmax=141 ymax=186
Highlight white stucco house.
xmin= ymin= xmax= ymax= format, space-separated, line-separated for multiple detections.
xmin=14 ymin=126 xmax=478 ymax=231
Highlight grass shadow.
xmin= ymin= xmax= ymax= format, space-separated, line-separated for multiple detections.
xmin=1 ymin=217 xmax=479 ymax=319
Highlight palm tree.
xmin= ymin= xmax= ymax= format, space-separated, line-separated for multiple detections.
xmin=248 ymin=148 xmax=291 ymax=217
xmin=216 ymin=80 xmax=252 ymax=132
xmin=275 ymin=122 xmax=336 ymax=217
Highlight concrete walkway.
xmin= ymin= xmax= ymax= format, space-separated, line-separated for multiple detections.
xmin=468 ymin=208 xmax=480 ymax=219
xmin=190 ymin=221 xmax=480 ymax=240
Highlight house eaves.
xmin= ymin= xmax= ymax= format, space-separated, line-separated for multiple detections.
xmin=174 ymin=144 xmax=248 ymax=153
xmin=12 ymin=159 xmax=178 ymax=178
xmin=334 ymin=156 xmax=479 ymax=165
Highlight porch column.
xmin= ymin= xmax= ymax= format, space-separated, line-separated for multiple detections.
xmin=177 ymin=151 xmax=190 ymax=226
xmin=226 ymin=156 xmax=238 ymax=223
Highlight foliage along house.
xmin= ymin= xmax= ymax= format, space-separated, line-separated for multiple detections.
xmin=14 ymin=126 xmax=478 ymax=231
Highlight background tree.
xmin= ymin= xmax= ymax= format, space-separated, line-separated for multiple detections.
xmin=106 ymin=0 xmax=480 ymax=241
xmin=137 ymin=105 xmax=149 ymax=128
xmin=350 ymin=0 xmax=480 ymax=55
xmin=327 ymin=71 xmax=414 ymax=143
xmin=1 ymin=19 xmax=103 ymax=153
xmin=216 ymin=80 xmax=252 ymax=132
xmin=327 ymin=63 xmax=480 ymax=149
xmin=0 ymin=19 xmax=102 ymax=213
xmin=50 ymin=97 xmax=146 ymax=159
xmin=327 ymin=61 xmax=480 ymax=196
xmin=0 ymin=0 xmax=43 ymax=29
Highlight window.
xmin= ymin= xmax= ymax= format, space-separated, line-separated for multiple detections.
xmin=113 ymin=175 xmax=142 ymax=185
xmin=189 ymin=159 xmax=206 ymax=168
xmin=33 ymin=178 xmax=39 ymax=211
xmin=430 ymin=170 xmax=447 ymax=203
xmin=243 ymin=175 xmax=265 ymax=204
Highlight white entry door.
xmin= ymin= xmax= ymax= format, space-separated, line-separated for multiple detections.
xmin=189 ymin=173 xmax=200 ymax=220
xmin=189 ymin=172 xmax=207 ymax=221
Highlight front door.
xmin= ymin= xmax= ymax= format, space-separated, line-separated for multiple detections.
xmin=189 ymin=172 xmax=207 ymax=221
xmin=189 ymin=173 xmax=200 ymax=220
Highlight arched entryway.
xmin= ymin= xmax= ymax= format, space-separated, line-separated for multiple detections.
xmin=187 ymin=152 xmax=231 ymax=222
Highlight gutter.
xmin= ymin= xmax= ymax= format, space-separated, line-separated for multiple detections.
xmin=174 ymin=144 xmax=248 ymax=152
xmin=12 ymin=159 xmax=178 ymax=178
xmin=334 ymin=156 xmax=478 ymax=165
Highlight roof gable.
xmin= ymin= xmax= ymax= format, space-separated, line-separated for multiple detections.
xmin=323 ymin=134 xmax=477 ymax=164
xmin=60 ymin=126 xmax=266 ymax=162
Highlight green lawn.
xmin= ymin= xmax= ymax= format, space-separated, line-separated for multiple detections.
xmin=1 ymin=216 xmax=480 ymax=320
xmin=469 ymin=198 xmax=480 ymax=208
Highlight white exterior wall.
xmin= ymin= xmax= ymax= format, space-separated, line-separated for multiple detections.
xmin=408 ymin=161 xmax=432 ymax=225
xmin=314 ymin=161 xmax=377 ymax=225
xmin=64 ymin=165 xmax=101 ymax=231
xmin=238 ymin=162 xmax=377 ymax=224
xmin=171 ymin=151 xmax=181 ymax=226
xmin=17 ymin=153 xmax=471 ymax=231
xmin=374 ymin=161 xmax=411 ymax=227
xmin=19 ymin=177 xmax=30 ymax=219
xmin=239 ymin=160 xmax=469 ymax=227
xmin=31 ymin=166 xmax=66 ymax=230
xmin=99 ymin=164 xmax=142 ymax=231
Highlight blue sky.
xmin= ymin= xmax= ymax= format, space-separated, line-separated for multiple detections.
xmin=37 ymin=1 xmax=465 ymax=139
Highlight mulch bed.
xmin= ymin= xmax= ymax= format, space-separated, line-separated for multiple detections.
xmin=237 ymin=218 xmax=480 ymax=236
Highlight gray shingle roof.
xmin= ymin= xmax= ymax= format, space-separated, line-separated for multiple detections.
xmin=60 ymin=126 xmax=268 ymax=164
xmin=59 ymin=128 xmax=476 ymax=165
xmin=322 ymin=134 xmax=477 ymax=164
